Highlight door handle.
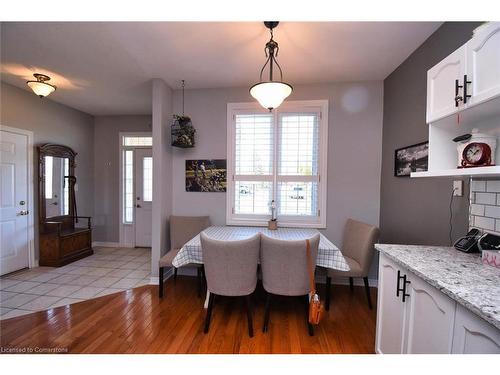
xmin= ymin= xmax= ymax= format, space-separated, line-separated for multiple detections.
xmin=402 ymin=275 xmax=411 ymax=303
xmin=396 ymin=270 xmax=404 ymax=297
xmin=463 ymin=74 xmax=472 ymax=104
xmin=136 ymin=204 xmax=141 ymax=208
xmin=455 ymin=79 xmax=464 ymax=107
xmin=18 ymin=210 xmax=29 ymax=216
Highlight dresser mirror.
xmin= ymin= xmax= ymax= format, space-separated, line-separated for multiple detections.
xmin=38 ymin=144 xmax=92 ymax=266
xmin=43 ymin=155 xmax=71 ymax=218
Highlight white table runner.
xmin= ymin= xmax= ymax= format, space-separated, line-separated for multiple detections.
xmin=172 ymin=226 xmax=349 ymax=271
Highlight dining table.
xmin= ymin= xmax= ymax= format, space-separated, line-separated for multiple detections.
xmin=172 ymin=226 xmax=350 ymax=308
xmin=173 ymin=225 xmax=349 ymax=269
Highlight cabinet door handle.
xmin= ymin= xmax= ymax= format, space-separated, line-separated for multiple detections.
xmin=455 ymin=79 xmax=464 ymax=107
xmin=463 ymin=74 xmax=472 ymax=104
xmin=402 ymin=275 xmax=411 ymax=303
xmin=396 ymin=270 xmax=404 ymax=297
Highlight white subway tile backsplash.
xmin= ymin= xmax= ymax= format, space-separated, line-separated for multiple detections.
xmin=470 ymin=179 xmax=500 ymax=235
xmin=485 ymin=205 xmax=500 ymax=219
xmin=486 ymin=180 xmax=500 ymax=193
xmin=475 ymin=192 xmax=497 ymax=205
xmin=471 ymin=180 xmax=486 ymax=192
xmin=474 ymin=216 xmax=495 ymax=231
xmin=471 ymin=204 xmax=485 ymax=216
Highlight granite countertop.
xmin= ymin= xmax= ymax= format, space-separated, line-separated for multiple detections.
xmin=375 ymin=244 xmax=500 ymax=330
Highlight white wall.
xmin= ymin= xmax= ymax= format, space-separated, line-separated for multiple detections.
xmin=170 ymin=82 xmax=384 ymax=277
xmin=151 ymin=79 xmax=173 ymax=277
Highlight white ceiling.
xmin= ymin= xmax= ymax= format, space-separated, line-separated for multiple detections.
xmin=1 ymin=22 xmax=442 ymax=115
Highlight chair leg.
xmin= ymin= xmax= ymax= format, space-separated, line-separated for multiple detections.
xmin=204 ymin=292 xmax=215 ymax=334
xmin=245 ymin=295 xmax=254 ymax=338
xmin=325 ymin=276 xmax=331 ymax=311
xmin=304 ymin=295 xmax=314 ymax=336
xmin=262 ymin=293 xmax=271 ymax=333
xmin=363 ymin=277 xmax=373 ymax=309
xmin=349 ymin=277 xmax=354 ymax=292
xmin=159 ymin=267 xmax=164 ymax=298
xmin=200 ymin=265 xmax=206 ymax=294
xmin=173 ymin=267 xmax=178 ymax=281
xmin=197 ymin=267 xmax=202 ymax=298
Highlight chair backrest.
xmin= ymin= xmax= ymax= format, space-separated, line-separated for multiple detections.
xmin=260 ymin=233 xmax=320 ymax=296
xmin=170 ymin=215 xmax=211 ymax=250
xmin=341 ymin=218 xmax=380 ymax=275
xmin=201 ymin=232 xmax=260 ymax=297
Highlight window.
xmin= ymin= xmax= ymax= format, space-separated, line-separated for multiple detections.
xmin=123 ymin=136 xmax=152 ymax=147
xmin=143 ymin=157 xmax=153 ymax=202
xmin=123 ymin=150 xmax=134 ymax=223
xmin=227 ymin=100 xmax=328 ymax=227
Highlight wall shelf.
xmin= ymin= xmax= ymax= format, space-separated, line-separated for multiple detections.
xmin=411 ymin=166 xmax=500 ymax=178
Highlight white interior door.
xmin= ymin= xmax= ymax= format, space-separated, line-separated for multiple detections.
xmin=134 ymin=148 xmax=152 ymax=247
xmin=0 ymin=129 xmax=30 ymax=275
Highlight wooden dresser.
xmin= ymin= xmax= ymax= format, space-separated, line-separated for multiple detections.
xmin=38 ymin=144 xmax=93 ymax=267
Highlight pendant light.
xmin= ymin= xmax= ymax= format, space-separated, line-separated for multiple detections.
xmin=26 ymin=73 xmax=56 ymax=98
xmin=171 ymin=80 xmax=196 ymax=148
xmin=250 ymin=21 xmax=293 ymax=111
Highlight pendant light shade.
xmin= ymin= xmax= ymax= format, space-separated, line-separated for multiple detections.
xmin=250 ymin=22 xmax=293 ymax=111
xmin=26 ymin=73 xmax=56 ymax=98
xmin=250 ymin=81 xmax=293 ymax=110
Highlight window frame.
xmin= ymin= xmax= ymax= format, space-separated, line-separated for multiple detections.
xmin=226 ymin=100 xmax=329 ymax=228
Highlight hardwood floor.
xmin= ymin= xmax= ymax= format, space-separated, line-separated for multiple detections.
xmin=0 ymin=276 xmax=377 ymax=353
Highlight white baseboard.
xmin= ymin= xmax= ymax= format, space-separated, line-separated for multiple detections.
xmin=174 ymin=267 xmax=378 ymax=288
xmin=323 ymin=277 xmax=378 ymax=288
xmin=92 ymin=241 xmax=136 ymax=248
xmin=150 ymin=267 xmax=174 ymax=285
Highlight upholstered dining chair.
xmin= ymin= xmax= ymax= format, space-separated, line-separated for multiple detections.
xmin=260 ymin=233 xmax=321 ymax=336
xmin=201 ymin=232 xmax=260 ymax=337
xmin=325 ymin=218 xmax=380 ymax=310
xmin=158 ymin=215 xmax=211 ymax=298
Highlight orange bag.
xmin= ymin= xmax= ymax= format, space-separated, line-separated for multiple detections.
xmin=306 ymin=239 xmax=324 ymax=325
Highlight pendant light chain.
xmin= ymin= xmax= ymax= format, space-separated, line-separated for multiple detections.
xmin=181 ymin=80 xmax=185 ymax=116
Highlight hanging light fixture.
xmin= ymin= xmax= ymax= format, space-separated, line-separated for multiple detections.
xmin=171 ymin=80 xmax=196 ymax=148
xmin=26 ymin=73 xmax=57 ymax=98
xmin=250 ymin=21 xmax=293 ymax=111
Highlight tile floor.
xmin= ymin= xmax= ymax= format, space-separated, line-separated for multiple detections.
xmin=0 ymin=246 xmax=152 ymax=320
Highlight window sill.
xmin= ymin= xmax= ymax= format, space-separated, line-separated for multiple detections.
xmin=226 ymin=218 xmax=326 ymax=229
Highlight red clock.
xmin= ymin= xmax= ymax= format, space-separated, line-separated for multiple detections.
xmin=461 ymin=142 xmax=492 ymax=168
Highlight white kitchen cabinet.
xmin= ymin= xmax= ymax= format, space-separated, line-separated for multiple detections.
xmin=452 ymin=304 xmax=500 ymax=354
xmin=404 ymin=274 xmax=456 ymax=353
xmin=375 ymin=255 xmax=407 ymax=353
xmin=466 ymin=22 xmax=500 ymax=107
xmin=376 ymin=253 xmax=500 ymax=354
xmin=426 ymin=45 xmax=466 ymax=123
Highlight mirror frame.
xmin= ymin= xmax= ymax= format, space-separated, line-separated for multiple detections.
xmin=38 ymin=144 xmax=77 ymax=226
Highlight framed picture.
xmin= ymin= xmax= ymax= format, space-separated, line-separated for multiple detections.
xmin=185 ymin=159 xmax=227 ymax=192
xmin=394 ymin=141 xmax=429 ymax=177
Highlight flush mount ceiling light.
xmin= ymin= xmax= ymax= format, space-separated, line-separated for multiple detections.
xmin=26 ymin=73 xmax=56 ymax=98
xmin=250 ymin=21 xmax=293 ymax=111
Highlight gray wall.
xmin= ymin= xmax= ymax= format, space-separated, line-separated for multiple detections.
xmin=93 ymin=115 xmax=152 ymax=242
xmin=171 ymin=82 xmax=384 ymax=278
xmin=0 ymin=82 xmax=95 ymax=259
xmin=380 ymin=22 xmax=482 ymax=245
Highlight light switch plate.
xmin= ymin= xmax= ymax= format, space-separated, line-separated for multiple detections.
xmin=453 ymin=180 xmax=463 ymax=196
